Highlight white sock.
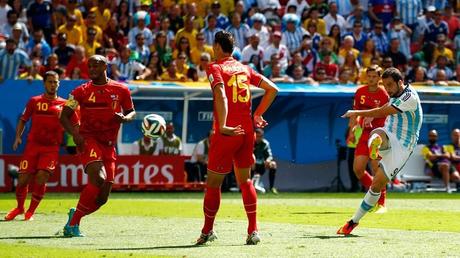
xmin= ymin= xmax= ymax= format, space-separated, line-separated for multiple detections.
xmin=351 ymin=189 xmax=381 ymax=223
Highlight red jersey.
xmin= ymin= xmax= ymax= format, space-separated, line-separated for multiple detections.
xmin=21 ymin=95 xmax=68 ymax=146
xmin=353 ymin=85 xmax=389 ymax=130
xmin=65 ymin=79 xmax=134 ymax=144
xmin=207 ymin=57 xmax=263 ymax=130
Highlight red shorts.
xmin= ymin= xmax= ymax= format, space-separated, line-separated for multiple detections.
xmin=207 ymin=130 xmax=255 ymax=174
xmin=19 ymin=143 xmax=59 ymax=174
xmin=355 ymin=130 xmax=371 ymax=156
xmin=79 ymin=137 xmax=116 ymax=182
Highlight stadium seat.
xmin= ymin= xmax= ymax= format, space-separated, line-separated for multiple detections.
xmin=400 ymin=144 xmax=431 ymax=191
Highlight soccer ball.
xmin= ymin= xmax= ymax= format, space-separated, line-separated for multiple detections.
xmin=141 ymin=114 xmax=166 ymax=139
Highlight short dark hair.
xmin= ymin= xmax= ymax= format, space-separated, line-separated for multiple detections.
xmin=214 ymin=31 xmax=234 ymax=54
xmin=7 ymin=10 xmax=17 ymax=18
xmin=43 ymin=71 xmax=59 ymax=82
xmin=382 ymin=67 xmax=403 ymax=82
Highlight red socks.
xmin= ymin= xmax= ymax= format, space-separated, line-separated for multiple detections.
xmin=27 ymin=184 xmax=46 ymax=214
xmin=15 ymin=185 xmax=28 ymax=211
xmin=70 ymin=183 xmax=101 ymax=226
xmin=240 ymin=180 xmax=258 ymax=234
xmin=378 ymin=187 xmax=386 ymax=206
xmin=359 ymin=171 xmax=373 ymax=189
xmin=202 ymin=186 xmax=221 ymax=234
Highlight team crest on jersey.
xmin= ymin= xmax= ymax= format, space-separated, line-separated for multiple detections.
xmin=110 ymin=94 xmax=119 ymax=101
xmin=208 ymin=74 xmax=214 ymax=83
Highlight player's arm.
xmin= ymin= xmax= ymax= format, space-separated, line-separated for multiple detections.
xmin=61 ymin=94 xmax=84 ymax=150
xmin=115 ymin=87 xmax=136 ymax=123
xmin=213 ymin=82 xmax=239 ymax=135
xmin=12 ymin=119 xmax=26 ymax=151
xmin=342 ymin=103 xmax=399 ymax=118
xmin=264 ymin=142 xmax=274 ymax=163
xmin=253 ymin=76 xmax=279 ymax=128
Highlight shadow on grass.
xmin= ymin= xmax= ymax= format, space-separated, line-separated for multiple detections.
xmin=291 ymin=211 xmax=349 ymax=215
xmin=99 ymin=244 xmax=200 ymax=251
xmin=99 ymin=243 xmax=244 ymax=251
xmin=302 ymin=235 xmax=361 ymax=239
xmin=0 ymin=236 xmax=65 ymax=240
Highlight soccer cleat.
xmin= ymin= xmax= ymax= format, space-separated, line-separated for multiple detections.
xmin=63 ymin=225 xmax=84 ymax=237
xmin=24 ymin=211 xmax=34 ymax=221
xmin=195 ymin=230 xmax=217 ymax=245
xmin=65 ymin=208 xmax=76 ymax=227
xmin=369 ymin=135 xmax=382 ymax=160
xmin=270 ymin=187 xmax=279 ymax=195
xmin=374 ymin=204 xmax=387 ymax=214
xmin=246 ymin=231 xmax=261 ymax=245
xmin=337 ymin=220 xmax=359 ymax=235
xmin=4 ymin=208 xmax=24 ymax=221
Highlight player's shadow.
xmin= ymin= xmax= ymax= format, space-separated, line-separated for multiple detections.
xmin=291 ymin=211 xmax=349 ymax=215
xmin=99 ymin=244 xmax=200 ymax=251
xmin=0 ymin=236 xmax=65 ymax=240
xmin=301 ymin=235 xmax=361 ymax=239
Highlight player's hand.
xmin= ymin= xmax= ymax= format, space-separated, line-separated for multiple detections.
xmin=12 ymin=137 xmax=22 ymax=151
xmin=114 ymin=112 xmax=127 ymax=123
xmin=220 ymin=125 xmax=245 ymax=136
xmin=363 ymin=117 xmax=374 ymax=128
xmin=341 ymin=110 xmax=357 ymax=118
xmin=254 ymin=115 xmax=268 ymax=128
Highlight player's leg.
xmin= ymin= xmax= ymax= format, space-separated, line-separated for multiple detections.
xmin=234 ymin=132 xmax=260 ymax=245
xmin=25 ymin=170 xmax=50 ymax=220
xmin=5 ymin=153 xmax=37 ymax=221
xmin=5 ymin=172 xmax=33 ymax=220
xmin=267 ymin=161 xmax=278 ymax=194
xmin=96 ymin=160 xmax=115 ymax=206
xmin=353 ymin=155 xmax=373 ymax=189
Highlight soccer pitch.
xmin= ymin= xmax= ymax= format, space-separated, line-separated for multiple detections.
xmin=1 ymin=192 xmax=460 ymax=258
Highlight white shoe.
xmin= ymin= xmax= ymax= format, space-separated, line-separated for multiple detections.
xmin=254 ymin=184 xmax=266 ymax=194
xmin=246 ymin=231 xmax=261 ymax=245
xmin=374 ymin=205 xmax=387 ymax=214
xmin=195 ymin=230 xmax=217 ymax=245
xmin=447 ymin=188 xmax=454 ymax=194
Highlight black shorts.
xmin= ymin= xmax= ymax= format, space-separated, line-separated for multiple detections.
xmin=428 ymin=162 xmax=456 ymax=178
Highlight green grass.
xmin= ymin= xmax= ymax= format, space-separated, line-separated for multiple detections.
xmin=1 ymin=192 xmax=460 ymax=257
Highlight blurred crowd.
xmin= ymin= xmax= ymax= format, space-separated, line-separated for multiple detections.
xmin=0 ymin=0 xmax=459 ymax=85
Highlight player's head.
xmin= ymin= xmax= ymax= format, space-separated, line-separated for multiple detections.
xmin=43 ymin=71 xmax=59 ymax=96
xmin=213 ymin=31 xmax=234 ymax=59
xmin=428 ymin=129 xmax=438 ymax=144
xmin=451 ymin=128 xmax=460 ymax=144
xmin=381 ymin=67 xmax=404 ymax=97
xmin=366 ymin=65 xmax=382 ymax=87
xmin=255 ymin=128 xmax=264 ymax=143
xmin=88 ymin=55 xmax=108 ymax=81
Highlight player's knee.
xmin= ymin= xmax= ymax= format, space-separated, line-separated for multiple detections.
xmin=17 ymin=174 xmax=30 ymax=187
xmin=35 ymin=171 xmax=50 ymax=185
xmin=269 ymin=161 xmax=277 ymax=169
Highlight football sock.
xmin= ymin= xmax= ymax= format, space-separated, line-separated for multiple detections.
xmin=202 ymin=186 xmax=221 ymax=234
xmin=70 ymin=183 xmax=101 ymax=226
xmin=15 ymin=185 xmax=28 ymax=211
xmin=240 ymin=180 xmax=258 ymax=234
xmin=378 ymin=187 xmax=386 ymax=206
xmin=351 ymin=189 xmax=381 ymax=223
xmin=269 ymin=168 xmax=276 ymax=189
xmin=359 ymin=171 xmax=373 ymax=189
xmin=27 ymin=184 xmax=46 ymax=214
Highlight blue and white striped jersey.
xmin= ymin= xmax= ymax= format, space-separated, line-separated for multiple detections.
xmin=385 ymin=84 xmax=423 ymax=152
xmin=0 ymin=49 xmax=31 ymax=80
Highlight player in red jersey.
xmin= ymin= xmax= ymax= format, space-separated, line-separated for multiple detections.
xmin=195 ymin=31 xmax=278 ymax=245
xmin=349 ymin=65 xmax=389 ymax=212
xmin=60 ymin=55 xmax=136 ymax=237
xmin=4 ymin=71 xmax=77 ymax=221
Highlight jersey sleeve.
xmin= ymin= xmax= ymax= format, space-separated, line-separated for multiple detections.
xmin=121 ymin=86 xmax=134 ymax=111
xmin=391 ymin=92 xmax=417 ymax=113
xmin=421 ymin=146 xmax=432 ymax=160
xmin=65 ymin=87 xmax=83 ymax=110
xmin=20 ymin=98 xmax=35 ymax=122
xmin=248 ymin=66 xmax=263 ymax=87
xmin=206 ymin=63 xmax=224 ymax=88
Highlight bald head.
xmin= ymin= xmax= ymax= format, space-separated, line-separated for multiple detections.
xmin=89 ymin=54 xmax=108 ymax=64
